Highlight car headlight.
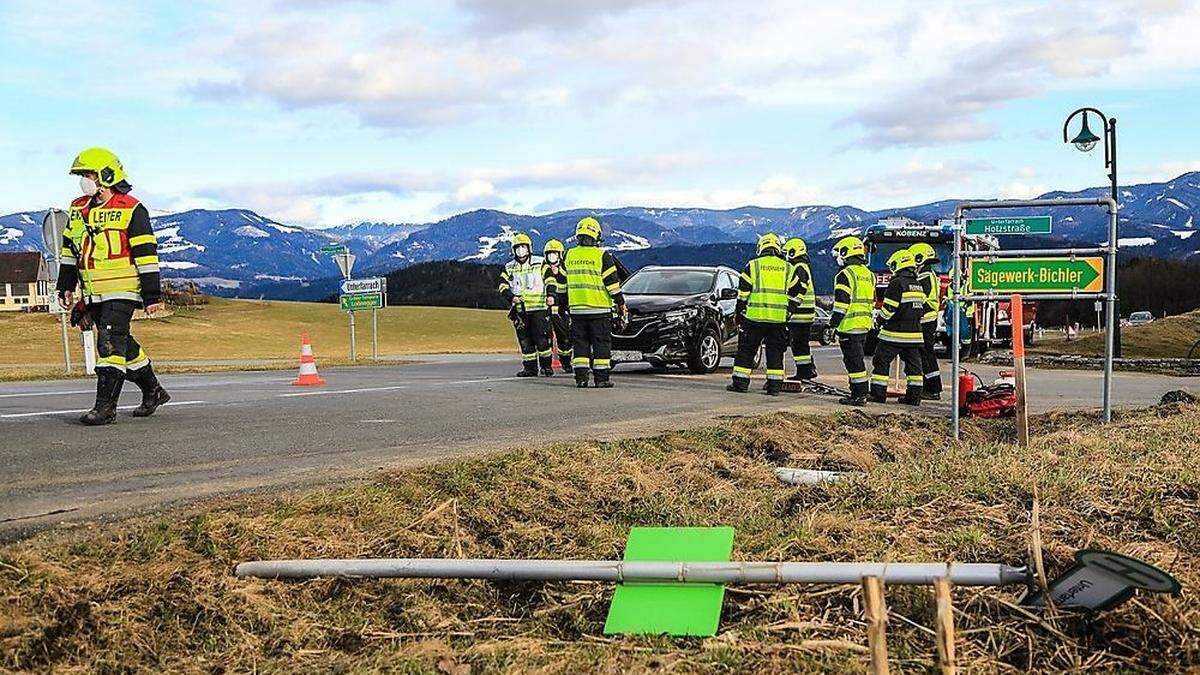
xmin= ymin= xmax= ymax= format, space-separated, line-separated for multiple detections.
xmin=662 ymin=308 xmax=696 ymax=323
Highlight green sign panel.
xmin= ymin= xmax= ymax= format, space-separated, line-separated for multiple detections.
xmin=968 ymin=257 xmax=1104 ymax=294
xmin=339 ymin=292 xmax=382 ymax=311
xmin=604 ymin=527 xmax=734 ymax=637
xmin=966 ymin=216 xmax=1052 ymax=236
xmin=320 ymin=244 xmax=349 ymax=255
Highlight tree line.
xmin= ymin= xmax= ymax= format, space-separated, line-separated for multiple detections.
xmin=1036 ymin=257 xmax=1200 ymax=327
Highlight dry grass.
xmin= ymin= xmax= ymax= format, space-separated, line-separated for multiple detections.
xmin=0 ymin=297 xmax=514 ymax=371
xmin=1031 ymin=310 xmax=1200 ymax=359
xmin=2 ymin=406 xmax=1198 ymax=673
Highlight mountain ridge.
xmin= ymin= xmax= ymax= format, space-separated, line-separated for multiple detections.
xmin=2 ymin=171 xmax=1197 ymax=297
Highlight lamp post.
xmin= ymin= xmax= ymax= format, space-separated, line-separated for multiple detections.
xmin=1063 ymin=108 xmax=1121 ymax=357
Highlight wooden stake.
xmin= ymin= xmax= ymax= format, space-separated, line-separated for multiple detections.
xmin=862 ymin=575 xmax=890 ymax=675
xmin=1011 ymin=294 xmax=1029 ymax=447
xmin=934 ymin=577 xmax=956 ymax=675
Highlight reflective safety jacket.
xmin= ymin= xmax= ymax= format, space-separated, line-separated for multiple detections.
xmin=877 ymin=267 xmax=925 ymax=344
xmin=788 ymin=258 xmax=815 ymax=324
xmin=542 ymin=261 xmax=568 ymax=308
xmin=564 ymin=245 xmax=624 ymax=316
xmin=917 ymin=266 xmax=939 ymax=324
xmin=737 ymin=254 xmax=800 ymax=324
xmin=498 ymin=257 xmax=547 ymax=311
xmin=829 ymin=259 xmax=874 ymax=335
xmin=56 ymin=193 xmax=160 ymax=305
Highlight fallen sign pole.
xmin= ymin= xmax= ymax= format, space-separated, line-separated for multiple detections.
xmin=235 ymin=558 xmax=1030 ymax=586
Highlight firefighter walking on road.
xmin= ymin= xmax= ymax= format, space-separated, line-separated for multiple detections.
xmin=564 ymin=217 xmax=627 ymax=388
xmin=828 ymin=236 xmax=874 ymax=406
xmin=57 ymin=148 xmax=169 ymax=425
xmin=541 ymin=238 xmax=572 ymax=374
xmin=869 ymin=249 xmax=926 ymax=405
xmin=783 ymin=237 xmax=817 ymax=380
xmin=727 ymin=233 xmax=800 ymax=396
xmin=910 ymin=242 xmax=944 ymax=400
xmin=499 ymin=233 xmax=553 ymax=377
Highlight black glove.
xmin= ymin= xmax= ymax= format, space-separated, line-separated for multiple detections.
xmin=69 ymin=301 xmax=94 ymax=330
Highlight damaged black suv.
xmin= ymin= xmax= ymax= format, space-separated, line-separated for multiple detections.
xmin=611 ymin=265 xmax=741 ymax=374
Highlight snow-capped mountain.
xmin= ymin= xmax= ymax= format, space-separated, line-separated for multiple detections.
xmin=3 ymin=171 xmax=1198 ymax=298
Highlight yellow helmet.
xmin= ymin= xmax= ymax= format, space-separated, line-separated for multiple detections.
xmin=69 ymin=147 xmax=127 ymax=187
xmin=576 ymin=216 xmax=602 ymax=240
xmin=783 ymin=237 xmax=808 ymax=260
xmin=832 ymin=236 xmax=865 ymax=262
xmin=543 ymin=238 xmax=564 ymax=254
xmin=511 ymin=232 xmax=532 ymax=254
xmin=909 ymin=242 xmax=937 ymax=266
xmin=887 ymin=249 xmax=916 ymax=272
xmin=757 ymin=232 xmax=782 ymax=255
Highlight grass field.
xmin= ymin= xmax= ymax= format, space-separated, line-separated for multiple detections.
xmin=3 ymin=404 xmax=1197 ymax=673
xmin=1030 ymin=310 xmax=1200 ymax=359
xmin=0 ymin=297 xmax=515 ymax=378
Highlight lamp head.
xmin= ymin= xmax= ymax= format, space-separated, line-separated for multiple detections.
xmin=1070 ymin=114 xmax=1101 ymax=153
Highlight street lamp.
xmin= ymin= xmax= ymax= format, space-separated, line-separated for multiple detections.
xmin=1062 ymin=107 xmax=1121 ymax=356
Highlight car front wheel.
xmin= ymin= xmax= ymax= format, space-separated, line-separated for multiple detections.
xmin=689 ymin=326 xmax=723 ymax=374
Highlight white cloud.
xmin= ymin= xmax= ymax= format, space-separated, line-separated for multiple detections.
xmin=1130 ymin=161 xmax=1200 ymax=183
xmin=997 ymin=182 xmax=1048 ymax=200
xmin=840 ymin=160 xmax=992 ymax=200
xmin=609 ymin=174 xmax=825 ymax=210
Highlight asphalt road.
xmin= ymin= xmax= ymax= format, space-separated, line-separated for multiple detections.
xmin=2 ymin=347 xmax=1194 ymax=537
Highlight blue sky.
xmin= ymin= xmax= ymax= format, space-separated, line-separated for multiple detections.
xmin=2 ymin=0 xmax=1198 ymax=227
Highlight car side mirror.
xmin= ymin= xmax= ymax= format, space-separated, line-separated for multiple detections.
xmin=720 ymin=288 xmax=738 ymax=300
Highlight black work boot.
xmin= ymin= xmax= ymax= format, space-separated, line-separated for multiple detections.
xmin=921 ymin=391 xmax=941 ymax=401
xmin=539 ymin=356 xmax=554 ymax=377
xmin=765 ymin=380 xmax=782 ymax=396
xmin=574 ymin=369 xmax=590 ymax=388
xmin=128 ymin=366 xmax=171 ymax=417
xmin=726 ymin=378 xmax=749 ymax=393
xmin=516 ymin=363 xmax=538 ymax=377
xmin=593 ymin=373 xmax=614 ymax=388
xmin=80 ymin=369 xmax=124 ymax=426
xmin=837 ymin=395 xmax=867 ymax=407
xmin=899 ymin=390 xmax=922 ymax=406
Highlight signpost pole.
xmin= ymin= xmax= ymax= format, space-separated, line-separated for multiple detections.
xmin=349 ymin=311 xmax=357 ymax=362
xmin=371 ymin=308 xmax=378 ymax=361
xmin=59 ymin=313 xmax=71 ymax=373
xmin=950 ymin=210 xmax=963 ymax=441
xmin=1102 ymin=200 xmax=1118 ymax=422
xmin=1011 ymin=295 xmax=1029 ymax=448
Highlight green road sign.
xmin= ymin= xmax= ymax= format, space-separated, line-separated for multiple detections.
xmin=340 ymin=292 xmax=382 ymax=311
xmin=604 ymin=527 xmax=734 ymax=637
xmin=966 ymin=216 xmax=1052 ymax=236
xmin=320 ymin=244 xmax=349 ymax=255
xmin=968 ymin=257 xmax=1104 ymax=294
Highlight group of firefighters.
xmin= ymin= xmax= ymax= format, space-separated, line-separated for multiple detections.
xmin=53 ymin=146 xmax=946 ymax=426
xmin=501 ymin=218 xmax=945 ymax=406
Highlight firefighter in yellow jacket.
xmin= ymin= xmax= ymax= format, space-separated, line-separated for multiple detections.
xmin=56 ymin=148 xmax=169 ymax=425
xmin=828 ymin=236 xmax=874 ymax=406
xmin=727 ymin=234 xmax=802 ymax=396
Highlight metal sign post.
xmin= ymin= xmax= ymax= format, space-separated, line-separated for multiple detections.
xmin=951 ymin=197 xmax=1118 ymax=440
xmin=332 ymin=252 xmax=357 ymax=362
xmin=41 ymin=209 xmax=72 ymax=373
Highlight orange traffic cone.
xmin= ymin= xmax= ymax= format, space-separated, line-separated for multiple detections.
xmin=551 ymin=334 xmax=562 ymax=371
xmin=291 ymin=333 xmax=326 ymax=386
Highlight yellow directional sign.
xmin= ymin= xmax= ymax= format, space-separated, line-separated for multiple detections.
xmin=968 ymin=257 xmax=1105 ymax=294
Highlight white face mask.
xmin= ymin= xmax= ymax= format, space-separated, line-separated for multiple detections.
xmin=513 ymin=244 xmax=530 ymax=259
xmin=546 ymin=252 xmax=560 ymax=264
xmin=79 ymin=176 xmax=99 ymax=196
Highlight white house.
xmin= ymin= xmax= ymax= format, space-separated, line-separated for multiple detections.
xmin=0 ymin=252 xmax=51 ymax=311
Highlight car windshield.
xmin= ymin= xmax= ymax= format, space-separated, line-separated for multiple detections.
xmin=622 ymin=269 xmax=715 ymax=295
xmin=1130 ymin=312 xmax=1152 ymax=321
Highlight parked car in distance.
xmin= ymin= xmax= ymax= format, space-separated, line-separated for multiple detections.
xmin=1128 ymin=311 xmax=1154 ymax=326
